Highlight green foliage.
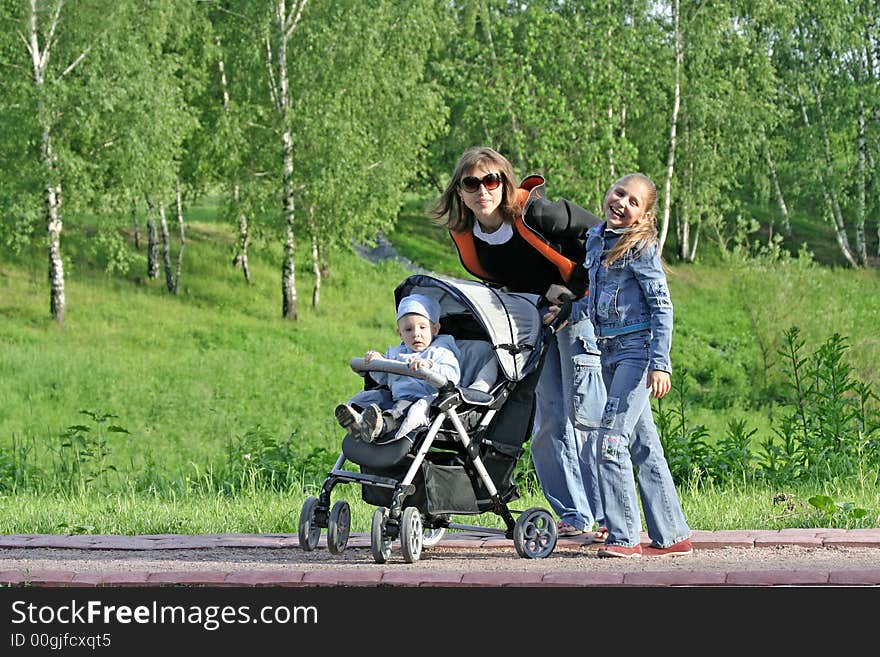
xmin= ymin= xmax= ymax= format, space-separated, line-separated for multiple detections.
xmin=758 ymin=327 xmax=880 ymax=485
xmin=656 ymin=326 xmax=880 ymax=492
xmin=87 ymin=224 xmax=138 ymax=275
xmin=218 ymin=425 xmax=337 ymax=494
xmin=656 ymin=375 xmax=714 ymax=484
xmin=807 ymin=494 xmax=869 ymax=523
xmin=708 ymin=419 xmax=758 ymax=486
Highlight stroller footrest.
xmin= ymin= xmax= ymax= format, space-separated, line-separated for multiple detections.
xmin=341 ymin=432 xmax=414 ymax=469
xmin=329 ymin=468 xmax=399 ymax=489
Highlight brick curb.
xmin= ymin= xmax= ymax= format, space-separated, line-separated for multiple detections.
xmin=1 ymin=529 xmax=879 ymax=588
xmin=3 ymin=568 xmax=880 ymax=588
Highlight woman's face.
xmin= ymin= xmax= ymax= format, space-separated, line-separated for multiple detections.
xmin=604 ymin=178 xmax=652 ymax=229
xmin=458 ymin=164 xmax=504 ymax=230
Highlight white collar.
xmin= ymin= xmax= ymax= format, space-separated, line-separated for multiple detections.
xmin=473 ymin=220 xmax=514 ymax=244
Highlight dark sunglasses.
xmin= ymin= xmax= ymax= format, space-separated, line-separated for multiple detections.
xmin=460 ymin=172 xmax=503 ymax=193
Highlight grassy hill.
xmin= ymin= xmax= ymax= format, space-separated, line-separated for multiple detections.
xmin=0 ymin=195 xmax=878 ymax=532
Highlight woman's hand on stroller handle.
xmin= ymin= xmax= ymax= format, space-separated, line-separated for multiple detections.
xmin=544 ymin=290 xmax=575 ymax=335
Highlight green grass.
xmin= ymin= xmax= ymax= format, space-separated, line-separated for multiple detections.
xmin=0 ymin=220 xmax=415 ymax=479
xmin=0 ymin=480 xmax=875 ymax=534
xmin=0 ymin=194 xmax=878 ymax=533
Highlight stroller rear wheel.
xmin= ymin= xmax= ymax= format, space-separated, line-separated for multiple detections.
xmin=400 ymin=507 xmax=423 ymax=563
xmin=370 ymin=507 xmax=393 ymax=564
xmin=326 ymin=500 xmax=351 ymax=555
xmin=298 ymin=496 xmax=322 ymax=551
xmin=513 ymin=507 xmax=557 ymax=559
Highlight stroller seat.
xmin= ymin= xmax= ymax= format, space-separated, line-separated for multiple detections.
xmin=340 ymin=339 xmax=500 ymax=470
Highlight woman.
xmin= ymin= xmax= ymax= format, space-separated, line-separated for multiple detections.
xmin=433 ymin=146 xmax=607 ymax=541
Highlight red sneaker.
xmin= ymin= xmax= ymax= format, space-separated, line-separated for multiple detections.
xmin=643 ymin=538 xmax=693 ymax=558
xmin=597 ymin=543 xmax=642 ymax=558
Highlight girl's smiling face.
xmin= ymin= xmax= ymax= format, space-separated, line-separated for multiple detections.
xmin=604 ymin=177 xmax=653 ymax=229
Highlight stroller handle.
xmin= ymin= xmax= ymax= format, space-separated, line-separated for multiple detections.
xmin=349 ymin=357 xmax=449 ymax=389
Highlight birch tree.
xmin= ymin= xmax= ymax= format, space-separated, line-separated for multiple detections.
xmin=658 ymin=0 xmax=681 ymax=255
xmin=6 ymin=0 xmax=91 ymax=325
xmin=262 ymin=0 xmax=307 ymax=320
xmin=429 ymin=1 xmax=653 ymax=209
xmin=774 ymin=2 xmax=861 ymax=267
xmin=203 ymin=3 xmax=270 ymax=285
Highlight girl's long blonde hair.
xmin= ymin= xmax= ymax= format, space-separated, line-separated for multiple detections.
xmin=432 ymin=146 xmax=523 ymax=232
xmin=605 ymin=173 xmax=659 ymax=267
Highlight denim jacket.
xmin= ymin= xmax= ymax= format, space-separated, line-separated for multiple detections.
xmin=571 ymin=223 xmax=673 ymax=373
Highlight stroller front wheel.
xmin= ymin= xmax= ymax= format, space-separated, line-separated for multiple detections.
xmin=298 ymin=496 xmax=322 ymax=551
xmin=400 ymin=506 xmax=423 ymax=563
xmin=326 ymin=500 xmax=351 ymax=555
xmin=513 ymin=507 xmax=558 ymax=559
xmin=370 ymin=507 xmax=393 ymax=564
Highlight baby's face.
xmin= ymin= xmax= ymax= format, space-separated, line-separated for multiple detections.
xmin=397 ymin=314 xmax=438 ymax=352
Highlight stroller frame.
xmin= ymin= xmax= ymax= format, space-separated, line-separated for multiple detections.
xmin=298 ymin=274 xmax=569 ymax=563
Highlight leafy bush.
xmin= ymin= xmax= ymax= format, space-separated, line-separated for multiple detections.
xmin=219 ymin=426 xmax=337 ymax=493
xmin=758 ymin=327 xmax=880 ymax=485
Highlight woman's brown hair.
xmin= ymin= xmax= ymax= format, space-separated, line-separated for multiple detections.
xmin=432 ymin=146 xmax=523 ymax=232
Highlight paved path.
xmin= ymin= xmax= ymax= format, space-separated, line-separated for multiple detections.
xmin=2 ymin=529 xmax=880 ymax=587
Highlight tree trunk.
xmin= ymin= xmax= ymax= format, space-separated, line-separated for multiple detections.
xmin=174 ymin=179 xmax=186 ymax=295
xmin=45 ymin=132 xmax=65 ymax=326
xmin=158 ymin=200 xmax=174 ymax=293
xmin=279 ymin=97 xmax=298 ymax=320
xmin=144 ymin=194 xmax=160 ymax=280
xmin=232 ymin=184 xmax=251 ymax=284
xmin=659 ymin=0 xmax=681 ymax=254
xmin=131 ymin=197 xmax=141 ymax=249
xmin=797 ymin=86 xmax=859 ymax=268
xmin=677 ymin=202 xmax=689 ymax=261
xmin=765 ymin=144 xmax=791 ymax=236
xmin=216 ymin=36 xmax=230 ymax=112
xmin=676 ymin=118 xmax=691 ymax=261
xmin=28 ymin=0 xmax=66 ymax=325
xmin=687 ymin=218 xmax=701 ymax=263
xmin=216 ymin=34 xmax=252 ymax=283
xmin=282 ymin=216 xmax=297 ymax=319
xmin=273 ymin=0 xmax=307 ymax=320
xmin=856 ymin=95 xmax=867 ymax=265
xmin=309 ymin=205 xmax=321 ymax=307
xmin=278 ymin=36 xmax=298 ymax=320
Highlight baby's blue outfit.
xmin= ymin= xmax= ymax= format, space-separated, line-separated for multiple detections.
xmin=370 ymin=334 xmax=461 ymax=402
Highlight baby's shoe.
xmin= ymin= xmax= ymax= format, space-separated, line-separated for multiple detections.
xmin=360 ymin=404 xmax=385 ymax=443
xmin=335 ymin=404 xmax=362 ymax=434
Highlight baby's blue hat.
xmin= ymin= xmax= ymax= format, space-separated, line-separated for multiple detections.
xmin=396 ymin=293 xmax=440 ymax=324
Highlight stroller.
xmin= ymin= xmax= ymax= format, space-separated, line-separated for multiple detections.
xmin=298 ymin=274 xmax=572 ymax=563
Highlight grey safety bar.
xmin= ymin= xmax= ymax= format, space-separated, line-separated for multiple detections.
xmin=349 ymin=357 xmax=448 ymax=389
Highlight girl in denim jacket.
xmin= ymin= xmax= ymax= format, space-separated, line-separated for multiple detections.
xmin=568 ymin=173 xmax=692 ymax=558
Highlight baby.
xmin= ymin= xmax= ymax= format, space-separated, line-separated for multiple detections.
xmin=335 ymin=293 xmax=461 ymax=442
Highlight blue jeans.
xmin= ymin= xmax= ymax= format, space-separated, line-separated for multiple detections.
xmin=595 ymin=330 xmax=690 ymax=548
xmin=531 ymin=321 xmax=605 ymax=531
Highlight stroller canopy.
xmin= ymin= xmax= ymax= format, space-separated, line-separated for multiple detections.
xmin=394 ymin=274 xmax=545 ymax=383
